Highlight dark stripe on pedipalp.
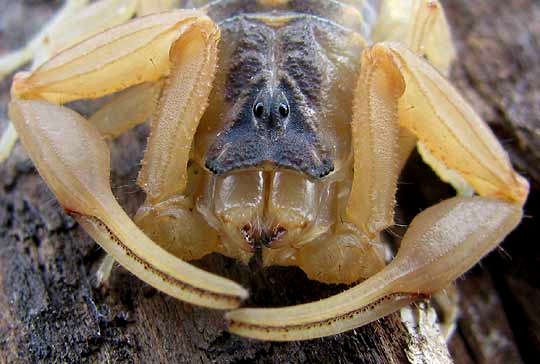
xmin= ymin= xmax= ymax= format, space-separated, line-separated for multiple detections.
xmin=72 ymin=212 xmax=242 ymax=305
xmin=229 ymin=292 xmax=425 ymax=334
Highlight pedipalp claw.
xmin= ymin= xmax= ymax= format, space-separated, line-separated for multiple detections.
xmin=9 ymin=99 xmax=248 ymax=309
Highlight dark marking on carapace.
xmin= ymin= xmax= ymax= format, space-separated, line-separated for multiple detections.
xmin=205 ymin=17 xmax=338 ymax=178
xmin=200 ymin=0 xmax=377 ymax=179
xmin=205 ymin=77 xmax=335 ymax=178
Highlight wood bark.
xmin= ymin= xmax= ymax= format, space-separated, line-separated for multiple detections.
xmin=0 ymin=1 xmax=538 ymax=363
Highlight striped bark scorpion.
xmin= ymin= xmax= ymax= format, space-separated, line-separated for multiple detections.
xmin=0 ymin=0 xmax=529 ymax=341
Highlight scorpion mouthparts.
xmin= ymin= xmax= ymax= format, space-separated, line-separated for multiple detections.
xmin=241 ymin=224 xmax=287 ymax=250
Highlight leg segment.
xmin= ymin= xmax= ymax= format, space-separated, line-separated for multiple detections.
xmin=0 ymin=0 xmax=88 ymax=80
xmin=343 ymin=42 xmax=405 ymax=263
xmin=386 ymin=42 xmax=529 ymax=204
xmin=137 ymin=0 xmax=180 ymax=15
xmin=137 ymin=17 xmax=219 ymax=203
xmin=89 ymin=82 xmax=162 ymax=139
xmin=11 ymin=9 xmax=212 ymax=104
xmin=226 ymin=43 xmax=528 ymax=340
xmin=29 ymin=0 xmax=139 ymax=70
xmin=95 ymin=253 xmax=116 ymax=288
xmin=372 ymin=0 xmax=455 ymax=76
xmin=0 ymin=123 xmax=18 ymax=163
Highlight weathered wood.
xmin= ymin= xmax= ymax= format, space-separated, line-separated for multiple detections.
xmin=0 ymin=1 xmax=538 ymax=363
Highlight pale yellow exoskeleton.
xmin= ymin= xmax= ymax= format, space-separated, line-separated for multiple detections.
xmin=2 ymin=0 xmax=528 ymax=341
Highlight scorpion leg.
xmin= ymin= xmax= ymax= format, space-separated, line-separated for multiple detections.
xmin=0 ymin=0 xmax=138 ymax=78
xmin=373 ymin=0 xmax=456 ymax=171
xmin=11 ymin=10 xmax=214 ymax=103
xmin=0 ymin=0 xmax=88 ymax=81
xmin=226 ymin=43 xmax=528 ymax=341
xmin=0 ymin=0 xmax=139 ymax=163
xmin=373 ymin=0 xmax=455 ymax=76
xmin=136 ymin=14 xmax=219 ymax=203
xmin=132 ymin=7 xmax=226 ymax=262
xmin=344 ymin=45 xmax=404 ymax=241
xmin=89 ymin=82 xmax=162 ymax=139
xmin=0 ymin=123 xmax=18 ymax=163
xmin=383 ymin=42 xmax=529 ymax=204
xmin=9 ymin=11 xmax=248 ymax=309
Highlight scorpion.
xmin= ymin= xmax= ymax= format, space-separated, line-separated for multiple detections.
xmin=0 ymin=0 xmax=528 ymax=341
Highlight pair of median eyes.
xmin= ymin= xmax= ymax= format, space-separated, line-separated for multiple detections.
xmin=253 ymin=102 xmax=290 ymax=118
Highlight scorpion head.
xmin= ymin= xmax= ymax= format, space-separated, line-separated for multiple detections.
xmin=204 ymin=80 xmax=334 ymax=179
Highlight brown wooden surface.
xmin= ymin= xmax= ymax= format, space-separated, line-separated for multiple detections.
xmin=0 ymin=1 xmax=538 ymax=363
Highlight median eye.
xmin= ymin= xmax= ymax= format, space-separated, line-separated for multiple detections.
xmin=278 ymin=103 xmax=289 ymax=117
xmin=253 ymin=102 xmax=264 ymax=118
